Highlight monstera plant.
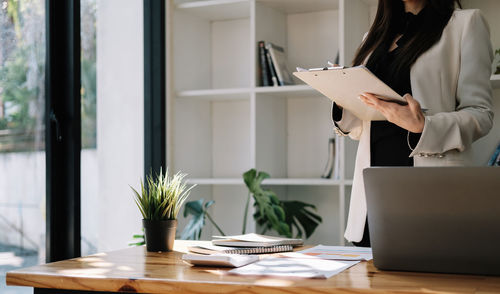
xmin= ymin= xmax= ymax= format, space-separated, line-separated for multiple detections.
xmin=180 ymin=169 xmax=322 ymax=240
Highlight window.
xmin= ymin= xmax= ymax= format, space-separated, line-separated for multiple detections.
xmin=0 ymin=0 xmax=45 ymax=293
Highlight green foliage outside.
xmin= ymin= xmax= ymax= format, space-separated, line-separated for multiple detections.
xmin=0 ymin=0 xmax=45 ymax=152
xmin=0 ymin=47 xmax=38 ymax=131
xmin=80 ymin=0 xmax=97 ymax=148
xmin=0 ymin=0 xmax=97 ymax=152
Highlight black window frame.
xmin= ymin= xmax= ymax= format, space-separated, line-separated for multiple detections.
xmin=45 ymin=0 xmax=81 ymax=262
xmin=144 ymin=0 xmax=167 ymax=179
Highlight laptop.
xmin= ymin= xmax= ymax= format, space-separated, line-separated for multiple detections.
xmin=363 ymin=167 xmax=500 ymax=276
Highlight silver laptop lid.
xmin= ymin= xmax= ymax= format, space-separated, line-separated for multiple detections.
xmin=363 ymin=167 xmax=500 ymax=276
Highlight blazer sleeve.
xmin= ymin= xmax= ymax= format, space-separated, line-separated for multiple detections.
xmin=410 ymin=10 xmax=494 ymax=157
xmin=330 ymin=32 xmax=369 ymax=141
xmin=331 ymin=102 xmax=363 ymax=140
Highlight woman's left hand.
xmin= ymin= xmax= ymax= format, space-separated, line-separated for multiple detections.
xmin=359 ymin=93 xmax=425 ymax=133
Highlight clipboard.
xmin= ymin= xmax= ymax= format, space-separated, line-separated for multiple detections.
xmin=293 ymin=66 xmax=406 ymax=121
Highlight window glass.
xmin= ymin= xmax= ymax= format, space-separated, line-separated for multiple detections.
xmin=0 ymin=0 xmax=45 ymax=293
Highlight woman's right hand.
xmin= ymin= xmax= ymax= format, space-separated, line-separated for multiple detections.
xmin=359 ymin=93 xmax=425 ymax=133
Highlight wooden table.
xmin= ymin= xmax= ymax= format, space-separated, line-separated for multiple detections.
xmin=6 ymin=240 xmax=500 ymax=294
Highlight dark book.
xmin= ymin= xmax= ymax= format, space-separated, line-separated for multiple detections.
xmin=258 ymin=41 xmax=271 ymax=87
xmin=265 ymin=42 xmax=294 ymax=86
xmin=265 ymin=46 xmax=279 ymax=87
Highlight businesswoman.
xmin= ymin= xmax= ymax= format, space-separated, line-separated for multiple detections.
xmin=332 ymin=0 xmax=494 ymax=246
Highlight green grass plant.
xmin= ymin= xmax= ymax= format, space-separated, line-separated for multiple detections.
xmin=131 ymin=168 xmax=195 ymax=221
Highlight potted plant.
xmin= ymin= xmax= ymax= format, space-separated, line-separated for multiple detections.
xmin=131 ymin=168 xmax=195 ymax=252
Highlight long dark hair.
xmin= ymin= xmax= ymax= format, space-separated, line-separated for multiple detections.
xmin=353 ymin=0 xmax=462 ymax=74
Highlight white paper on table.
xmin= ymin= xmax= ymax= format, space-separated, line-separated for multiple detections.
xmin=228 ymin=257 xmax=359 ymax=279
xmin=282 ymin=245 xmax=373 ymax=261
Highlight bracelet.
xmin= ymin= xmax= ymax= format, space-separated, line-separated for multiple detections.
xmin=407 ymin=131 xmax=415 ymax=151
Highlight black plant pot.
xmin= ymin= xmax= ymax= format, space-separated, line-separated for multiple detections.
xmin=142 ymin=219 xmax=177 ymax=252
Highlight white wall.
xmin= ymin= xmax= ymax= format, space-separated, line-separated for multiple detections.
xmin=96 ymin=0 xmax=144 ymax=252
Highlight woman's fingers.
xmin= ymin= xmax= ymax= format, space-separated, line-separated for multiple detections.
xmin=360 ymin=93 xmax=380 ymax=107
xmin=360 ymin=93 xmax=391 ymax=110
xmin=359 ymin=92 xmax=424 ymax=133
xmin=404 ymin=93 xmax=421 ymax=113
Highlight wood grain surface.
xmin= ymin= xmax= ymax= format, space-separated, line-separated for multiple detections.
xmin=6 ymin=240 xmax=500 ymax=294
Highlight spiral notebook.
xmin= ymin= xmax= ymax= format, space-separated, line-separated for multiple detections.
xmin=188 ymin=244 xmax=293 ymax=255
xmin=212 ymin=233 xmax=303 ymax=248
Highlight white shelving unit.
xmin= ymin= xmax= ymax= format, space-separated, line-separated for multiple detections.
xmin=167 ymin=0 xmax=500 ymax=244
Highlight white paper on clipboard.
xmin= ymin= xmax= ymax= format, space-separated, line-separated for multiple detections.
xmin=293 ymin=66 xmax=406 ymax=121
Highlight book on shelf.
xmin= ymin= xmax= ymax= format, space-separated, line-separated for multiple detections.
xmin=258 ymin=41 xmax=271 ymax=87
xmin=265 ymin=45 xmax=279 ymax=86
xmin=187 ymin=243 xmax=294 ymax=255
xmin=321 ymin=136 xmax=340 ymax=180
xmin=212 ymin=233 xmax=303 ymax=247
xmin=265 ymin=42 xmax=294 ymax=86
xmin=257 ymin=41 xmax=294 ymax=87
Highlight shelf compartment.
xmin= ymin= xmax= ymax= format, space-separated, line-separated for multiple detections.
xmin=255 ymin=94 xmax=336 ymax=179
xmin=177 ymin=0 xmax=250 ymax=21
xmin=278 ymin=185 xmax=343 ymax=245
xmin=177 ymin=185 xmax=251 ymax=239
xmin=172 ymin=99 xmax=251 ymax=178
xmin=257 ymin=0 xmax=338 ymax=14
xmin=254 ymin=1 xmax=339 ymax=87
xmin=176 ymin=88 xmax=252 ymax=100
xmin=173 ymin=1 xmax=251 ymax=91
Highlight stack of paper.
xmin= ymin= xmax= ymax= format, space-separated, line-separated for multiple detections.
xmin=228 ymin=245 xmax=371 ymax=279
xmin=229 ymin=258 xmax=359 ymax=279
xmin=184 ymin=241 xmax=372 ymax=279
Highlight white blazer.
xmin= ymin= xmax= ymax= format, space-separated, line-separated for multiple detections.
xmin=333 ymin=9 xmax=494 ymax=242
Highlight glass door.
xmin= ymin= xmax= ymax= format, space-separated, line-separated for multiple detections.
xmin=0 ymin=0 xmax=46 ymax=293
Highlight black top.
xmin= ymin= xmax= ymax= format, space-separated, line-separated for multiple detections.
xmin=351 ymin=8 xmax=429 ymax=247
xmin=332 ymin=9 xmax=429 ymax=168
xmin=365 ymin=8 xmax=427 ymax=167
